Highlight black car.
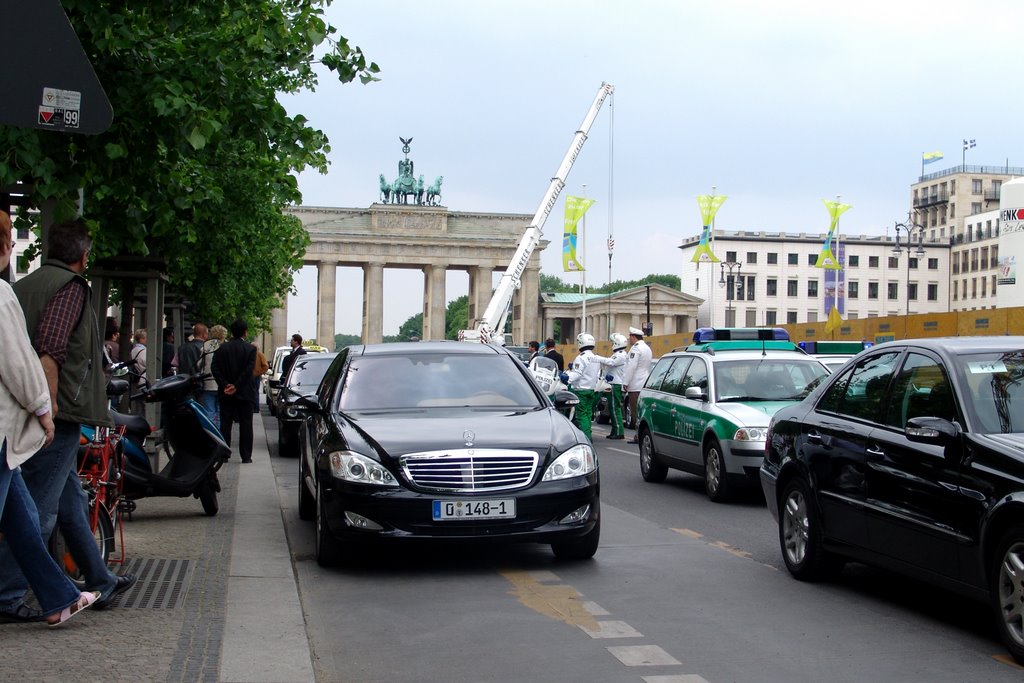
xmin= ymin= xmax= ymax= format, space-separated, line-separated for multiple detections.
xmin=294 ymin=341 xmax=599 ymax=566
xmin=276 ymin=353 xmax=337 ymax=457
xmin=760 ymin=336 xmax=1024 ymax=662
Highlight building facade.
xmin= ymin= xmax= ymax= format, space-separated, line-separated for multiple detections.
xmin=679 ymin=231 xmax=951 ymax=328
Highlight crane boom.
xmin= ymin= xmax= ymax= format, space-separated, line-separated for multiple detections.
xmin=460 ymin=82 xmax=614 ymax=344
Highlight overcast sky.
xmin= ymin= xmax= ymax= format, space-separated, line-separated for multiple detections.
xmin=280 ymin=0 xmax=1024 ymax=340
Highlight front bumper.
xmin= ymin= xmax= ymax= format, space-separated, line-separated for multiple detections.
xmin=319 ymin=471 xmax=600 ymax=545
xmin=721 ymin=438 xmax=768 ymax=482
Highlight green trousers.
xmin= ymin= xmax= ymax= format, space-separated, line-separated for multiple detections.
xmin=572 ymin=389 xmax=597 ymax=441
xmin=609 ymin=384 xmax=625 ymax=437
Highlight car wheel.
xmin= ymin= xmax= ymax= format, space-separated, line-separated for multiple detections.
xmin=315 ymin=481 xmax=343 ymax=567
xmin=298 ymin=456 xmax=315 ymax=521
xmin=703 ymin=437 xmax=733 ymax=503
xmin=992 ymin=524 xmax=1024 ymax=664
xmin=551 ymin=518 xmax=600 ymax=560
xmin=639 ymin=429 xmax=668 ymax=483
xmin=779 ymin=477 xmax=843 ymax=581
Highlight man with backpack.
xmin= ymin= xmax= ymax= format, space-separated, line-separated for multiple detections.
xmin=176 ymin=323 xmax=207 ymax=376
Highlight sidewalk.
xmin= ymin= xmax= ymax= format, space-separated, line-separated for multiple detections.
xmin=0 ymin=410 xmax=313 ymax=683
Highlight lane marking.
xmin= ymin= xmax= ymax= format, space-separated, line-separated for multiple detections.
xmin=579 ymin=620 xmax=643 ymax=639
xmin=672 ymin=528 xmax=703 ymax=540
xmin=994 ymin=654 xmax=1024 ymax=669
xmin=607 ymin=645 xmax=681 ymax=666
xmin=643 ymin=676 xmax=710 ymax=682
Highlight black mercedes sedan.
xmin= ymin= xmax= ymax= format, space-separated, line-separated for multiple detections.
xmin=295 ymin=341 xmax=599 ymax=566
xmin=760 ymin=336 xmax=1024 ymax=663
xmin=276 ymin=352 xmax=337 ymax=457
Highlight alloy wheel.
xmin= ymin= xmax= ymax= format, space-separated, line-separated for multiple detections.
xmin=782 ymin=487 xmax=809 ymax=567
xmin=997 ymin=540 xmax=1024 ymax=650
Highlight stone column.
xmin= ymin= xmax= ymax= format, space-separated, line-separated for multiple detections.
xmin=362 ymin=262 xmax=385 ymax=344
xmin=317 ymin=262 xmax=337 ymax=347
xmin=467 ymin=266 xmax=492 ymax=330
xmin=663 ymin=314 xmax=675 ymax=335
xmin=270 ymin=298 xmax=288 ymax=351
xmin=423 ymin=263 xmax=447 ymax=340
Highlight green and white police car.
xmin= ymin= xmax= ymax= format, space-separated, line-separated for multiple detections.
xmin=636 ymin=327 xmax=830 ymax=502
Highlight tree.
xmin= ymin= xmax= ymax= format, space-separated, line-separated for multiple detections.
xmin=0 ymin=0 xmax=379 ymax=329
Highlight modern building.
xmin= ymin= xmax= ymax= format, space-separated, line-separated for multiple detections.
xmin=679 ymin=231 xmax=951 ymax=328
xmin=913 ymin=164 xmax=1024 ymax=312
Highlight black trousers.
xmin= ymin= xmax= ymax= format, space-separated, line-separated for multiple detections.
xmin=220 ymin=397 xmax=254 ymax=460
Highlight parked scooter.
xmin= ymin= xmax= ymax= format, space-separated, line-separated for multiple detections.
xmin=88 ymin=363 xmax=230 ymax=516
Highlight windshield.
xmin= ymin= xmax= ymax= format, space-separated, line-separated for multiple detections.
xmin=715 ymin=358 xmax=830 ymax=402
xmin=286 ymin=356 xmax=334 ymax=393
xmin=339 ymin=353 xmax=543 ymax=411
xmin=956 ymin=350 xmax=1024 ymax=434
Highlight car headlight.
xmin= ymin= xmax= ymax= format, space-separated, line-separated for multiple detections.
xmin=734 ymin=427 xmax=768 ymax=441
xmin=542 ymin=444 xmax=597 ymax=482
xmin=328 ymin=451 xmax=398 ymax=487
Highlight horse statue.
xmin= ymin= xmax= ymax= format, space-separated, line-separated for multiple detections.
xmin=415 ymin=175 xmax=425 ymax=205
xmin=379 ymin=174 xmax=391 ymax=203
xmin=426 ymin=175 xmax=444 ymax=206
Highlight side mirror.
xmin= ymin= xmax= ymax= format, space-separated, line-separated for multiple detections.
xmin=552 ymin=389 xmax=580 ymax=410
xmin=684 ymin=386 xmax=707 ymax=401
xmin=906 ymin=416 xmax=960 ymax=446
xmin=268 ymin=379 xmax=281 ymax=389
xmin=292 ymin=395 xmax=321 ymax=413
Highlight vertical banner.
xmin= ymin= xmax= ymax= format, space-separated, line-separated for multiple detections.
xmin=823 ymin=238 xmax=847 ymax=321
xmin=563 ymin=195 xmax=595 ymax=272
xmin=692 ymin=194 xmax=726 ymax=263
xmin=816 ymin=198 xmax=849 ymax=269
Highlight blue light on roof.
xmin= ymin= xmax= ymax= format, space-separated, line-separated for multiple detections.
xmin=692 ymin=327 xmax=790 ymax=343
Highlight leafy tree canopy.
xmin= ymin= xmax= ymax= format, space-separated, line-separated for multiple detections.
xmin=0 ymin=0 xmax=379 ymax=329
xmin=541 ymin=273 xmax=681 ymax=293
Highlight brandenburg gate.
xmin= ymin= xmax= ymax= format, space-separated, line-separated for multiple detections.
xmin=270 ymin=203 xmax=547 ymax=347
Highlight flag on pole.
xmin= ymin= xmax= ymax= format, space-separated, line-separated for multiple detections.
xmin=815 ymin=199 xmax=850 ymax=270
xmin=824 ymin=304 xmax=844 ymax=334
xmin=922 ymin=151 xmax=944 ymax=165
xmin=692 ymin=194 xmax=726 ymax=263
xmin=562 ymin=195 xmax=595 ymax=272
xmin=963 ymin=139 xmax=976 ymax=151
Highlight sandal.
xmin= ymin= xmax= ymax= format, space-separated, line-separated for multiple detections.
xmin=47 ymin=591 xmax=101 ymax=627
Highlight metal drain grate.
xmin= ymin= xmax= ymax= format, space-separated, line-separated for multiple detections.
xmin=117 ymin=558 xmax=193 ymax=609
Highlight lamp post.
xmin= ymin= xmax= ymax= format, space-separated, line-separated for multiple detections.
xmin=718 ymin=260 xmax=743 ymax=327
xmin=891 ymin=214 xmax=926 ymax=317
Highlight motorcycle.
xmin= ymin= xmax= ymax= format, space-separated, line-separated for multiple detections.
xmin=528 ymin=355 xmax=579 ymax=420
xmin=88 ymin=363 xmax=230 ymax=516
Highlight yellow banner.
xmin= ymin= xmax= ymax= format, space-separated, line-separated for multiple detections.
xmin=563 ymin=195 xmax=595 ymax=272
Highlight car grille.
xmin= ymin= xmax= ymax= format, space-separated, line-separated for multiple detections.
xmin=399 ymin=449 xmax=539 ymax=493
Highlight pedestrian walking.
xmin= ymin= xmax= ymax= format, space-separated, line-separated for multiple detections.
xmin=623 ymin=326 xmax=653 ymax=443
xmin=212 ymin=319 xmax=257 ymax=462
xmin=0 ymin=218 xmax=135 ymax=623
xmin=199 ymin=324 xmax=226 ymax=429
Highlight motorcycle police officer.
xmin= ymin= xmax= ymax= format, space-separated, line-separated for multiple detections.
xmin=559 ymin=333 xmax=608 ymax=442
xmin=622 ymin=326 xmax=653 ymax=442
xmin=603 ymin=333 xmax=629 ymax=440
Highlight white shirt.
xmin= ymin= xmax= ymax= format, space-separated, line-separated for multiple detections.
xmin=622 ymin=339 xmax=653 ymax=391
xmin=566 ymin=350 xmax=609 ymax=391
xmin=602 ymin=349 xmax=628 ymax=384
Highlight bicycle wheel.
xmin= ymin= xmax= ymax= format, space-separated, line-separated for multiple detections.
xmin=47 ymin=502 xmax=115 ymax=588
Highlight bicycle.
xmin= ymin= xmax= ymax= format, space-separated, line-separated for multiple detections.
xmin=48 ymin=378 xmax=132 ymax=585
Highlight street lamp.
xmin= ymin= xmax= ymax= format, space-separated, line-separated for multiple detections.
xmin=891 ymin=214 xmax=926 ymax=317
xmin=718 ymin=260 xmax=743 ymax=326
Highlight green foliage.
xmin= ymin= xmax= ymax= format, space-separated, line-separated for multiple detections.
xmin=445 ymin=296 xmax=469 ymax=340
xmin=541 ymin=273 xmax=681 ymax=295
xmin=333 ymin=333 xmax=361 ymax=350
xmin=0 ymin=0 xmax=379 ymax=330
xmin=397 ymin=313 xmax=423 ymax=341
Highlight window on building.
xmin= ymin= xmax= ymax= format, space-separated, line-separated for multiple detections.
xmin=786 ymin=311 xmax=798 ymax=324
xmin=869 ymin=256 xmax=879 ymax=268
xmin=971 ymin=278 xmax=978 ymax=298
xmin=993 ymin=274 xmax=998 ymax=294
xmin=887 ymin=282 xmax=898 ymax=300
xmin=909 ymin=257 xmax=919 ymax=269
xmin=766 ymin=278 xmax=777 ymax=296
xmin=16 ymin=255 xmax=29 ymax=274
xmin=807 ymin=280 xmax=818 ymax=297
xmin=807 ymin=253 xmax=817 ymax=266
xmin=972 ymin=179 xmax=983 ymax=194
xmin=848 ymin=255 xmax=859 ymax=267
xmin=928 ymin=258 xmax=938 ymax=270
xmin=993 ymin=245 xmax=999 ymax=264
xmin=746 ymin=251 xmax=757 ymax=264
xmin=981 ymin=247 xmax=989 ymax=270
xmin=787 ymin=279 xmax=798 ymax=297
xmin=765 ymin=310 xmax=777 ymax=325
xmin=767 ymin=252 xmax=778 ymax=265
xmin=788 ymin=253 xmax=798 ymax=265
xmin=927 ymin=283 xmax=938 ymax=301
xmin=908 ymin=282 xmax=918 ymax=301
xmin=888 ymin=256 xmax=898 ymax=269
xmin=726 ymin=251 xmax=737 ymax=262
xmin=745 ymin=310 xmax=758 ymax=326
xmin=982 ymin=277 xmax=987 ymax=297
xmin=744 ymin=275 xmax=755 ymax=301
xmin=950 ymin=203 xmax=956 ymax=218
xmin=868 ymin=282 xmax=879 ymax=299
xmin=953 ymin=281 xmax=958 ymax=300
xmin=848 ymin=281 xmax=859 ymax=299
xmin=807 ymin=311 xmax=818 ymax=323
xmin=972 ymin=202 xmax=982 ymax=214
xmin=16 ymin=227 xmax=28 ymax=240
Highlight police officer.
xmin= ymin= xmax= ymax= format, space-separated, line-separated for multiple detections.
xmin=622 ymin=326 xmax=653 ymax=442
xmin=603 ymin=333 xmax=629 ymax=439
xmin=559 ymin=333 xmax=608 ymax=442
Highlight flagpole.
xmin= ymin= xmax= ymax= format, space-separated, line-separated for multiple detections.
xmin=710 ymin=186 xmax=716 ymax=328
xmin=581 ymin=184 xmax=587 ymax=335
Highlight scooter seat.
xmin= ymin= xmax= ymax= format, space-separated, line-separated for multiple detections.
xmin=111 ymin=410 xmax=150 ymax=440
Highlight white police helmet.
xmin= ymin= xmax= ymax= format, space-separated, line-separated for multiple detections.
xmin=576 ymin=332 xmax=596 ymax=350
xmin=610 ymin=333 xmax=627 ymax=351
